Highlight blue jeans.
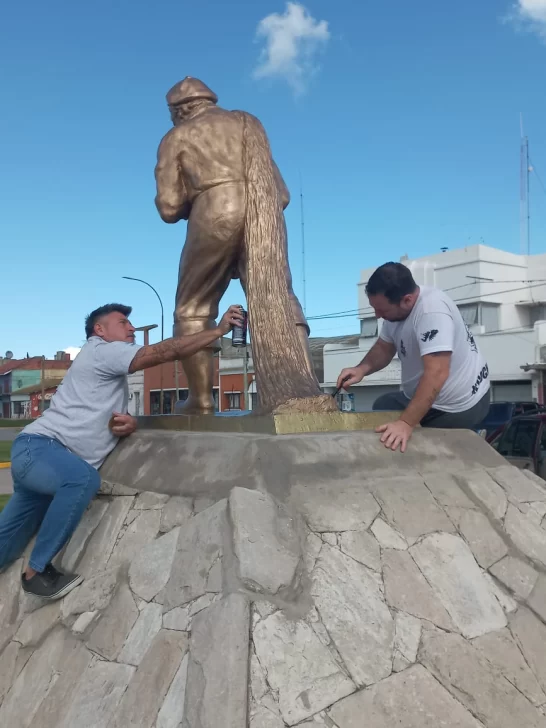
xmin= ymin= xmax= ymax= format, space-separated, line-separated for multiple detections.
xmin=0 ymin=435 xmax=101 ymax=573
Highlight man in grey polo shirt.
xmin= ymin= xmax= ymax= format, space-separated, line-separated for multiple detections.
xmin=0 ymin=302 xmax=243 ymax=599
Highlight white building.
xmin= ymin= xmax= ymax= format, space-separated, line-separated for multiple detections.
xmin=127 ymin=370 xmax=144 ymax=416
xmin=323 ymin=244 xmax=546 ymax=411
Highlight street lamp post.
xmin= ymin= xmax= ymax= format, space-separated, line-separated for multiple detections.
xmin=123 ymin=276 xmax=166 ymax=414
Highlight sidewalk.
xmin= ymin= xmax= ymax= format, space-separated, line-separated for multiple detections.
xmin=0 ymin=467 xmax=13 ymax=495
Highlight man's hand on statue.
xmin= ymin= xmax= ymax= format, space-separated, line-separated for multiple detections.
xmin=110 ymin=413 xmax=138 ymax=437
xmin=375 ymin=419 xmax=414 ymax=453
xmin=218 ymin=305 xmax=245 ymax=335
xmin=336 ymin=366 xmax=365 ymax=390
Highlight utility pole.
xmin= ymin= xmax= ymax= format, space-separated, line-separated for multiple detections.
xmin=243 ymin=348 xmax=249 ymax=410
xmin=299 ymin=173 xmax=307 ymax=315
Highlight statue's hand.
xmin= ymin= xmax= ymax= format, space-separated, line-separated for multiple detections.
xmin=218 ymin=305 xmax=245 ymax=335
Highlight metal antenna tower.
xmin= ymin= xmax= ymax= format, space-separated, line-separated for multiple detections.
xmin=520 ymin=114 xmax=531 ymax=255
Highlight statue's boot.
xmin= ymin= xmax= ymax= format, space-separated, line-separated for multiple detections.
xmin=177 ymin=349 xmax=216 ymax=414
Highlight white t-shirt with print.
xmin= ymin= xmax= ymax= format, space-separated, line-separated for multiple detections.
xmin=379 ymin=286 xmax=490 ymax=413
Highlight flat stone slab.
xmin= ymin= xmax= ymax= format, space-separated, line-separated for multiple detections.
xmin=338 ymin=529 xmax=380 ymax=571
xmin=489 ymin=556 xmax=538 ymax=599
xmin=458 ymin=470 xmax=508 ymax=520
xmin=450 ymin=508 xmax=508 ymax=569
xmin=489 ymin=465 xmax=546 ymax=503
xmin=410 ymin=533 xmax=506 ymax=638
xmin=163 ymin=500 xmax=227 ymax=611
xmin=420 ymin=630 xmax=546 ymax=728
xmin=253 ymin=609 xmax=355 ymax=725
xmin=129 ymin=527 xmax=180 ymax=603
xmin=329 ymin=665 xmax=482 ymax=728
xmin=117 ymin=602 xmax=163 ymax=666
xmin=312 ymin=545 xmax=394 ymax=687
xmin=291 ymin=482 xmax=380 ymax=532
xmin=183 ymin=594 xmax=250 ymax=728
xmin=230 ymin=487 xmax=301 ymax=596
xmin=504 ymin=505 xmax=546 ymax=566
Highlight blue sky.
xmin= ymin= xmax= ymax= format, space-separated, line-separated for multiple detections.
xmin=2 ymin=0 xmax=546 ymax=356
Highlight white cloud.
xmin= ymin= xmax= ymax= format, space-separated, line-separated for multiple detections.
xmin=64 ymin=347 xmax=81 ymax=360
xmin=511 ymin=0 xmax=546 ymax=37
xmin=253 ymin=3 xmax=330 ymax=93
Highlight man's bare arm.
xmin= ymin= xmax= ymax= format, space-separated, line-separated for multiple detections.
xmin=336 ymin=338 xmax=396 ymax=389
xmin=129 ymin=307 xmax=244 ymax=373
xmin=154 ymin=133 xmax=190 ymax=223
xmin=358 ymin=338 xmax=397 ymax=376
xmin=399 ymin=352 xmax=451 ymax=427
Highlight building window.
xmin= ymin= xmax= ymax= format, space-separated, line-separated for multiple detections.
xmin=530 ymin=305 xmax=546 ymax=327
xmin=226 ymin=392 xmax=241 ymax=410
xmin=251 ymin=393 xmax=258 ymax=410
xmin=458 ymin=304 xmax=479 ymax=326
xmin=360 ymin=318 xmax=378 ymax=338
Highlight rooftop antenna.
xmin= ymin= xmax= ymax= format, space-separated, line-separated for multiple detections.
xmin=520 ymin=113 xmax=531 ymax=255
xmin=299 ymin=172 xmax=307 ymax=315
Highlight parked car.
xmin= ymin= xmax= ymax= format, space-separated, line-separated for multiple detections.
xmin=488 ymin=413 xmax=546 ymax=479
xmin=477 ymin=401 xmax=546 ymax=438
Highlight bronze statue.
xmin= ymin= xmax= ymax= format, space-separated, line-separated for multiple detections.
xmin=155 ymin=76 xmax=336 ymax=415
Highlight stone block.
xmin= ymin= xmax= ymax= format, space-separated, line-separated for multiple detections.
xmin=163 ymin=500 xmax=227 ymax=611
xmin=61 ymin=499 xmax=109 ymax=572
xmin=505 ymin=505 xmax=546 ymax=566
xmin=160 ymin=495 xmax=193 ymax=533
xmin=58 ymin=659 xmax=135 ymax=728
xmin=76 ymin=496 xmax=133 ymax=576
xmin=329 ymin=664 xmax=482 ymax=728
xmin=249 ymin=705 xmax=285 ymax=728
xmin=304 ymin=531 xmax=323 ymax=573
xmin=129 ymin=527 xmax=179 ymax=602
xmin=382 ymin=549 xmax=454 ymax=631
xmin=111 ymin=629 xmax=188 ymax=728
xmin=312 ymin=544 xmax=394 ymax=687
xmin=410 ymin=533 xmax=506 ymax=638
xmin=423 ymin=472 xmax=476 ymax=509
xmin=253 ymin=609 xmax=355 ymax=725
xmin=510 ymin=607 xmax=546 ymax=692
xmin=420 ymin=630 xmax=546 ymax=728
xmin=107 ymin=509 xmax=161 ymax=567
xmin=528 ymin=574 xmax=546 ymax=623
xmin=482 ymin=572 xmax=517 ymax=614
xmin=230 ymin=487 xmax=301 ymax=596
xmin=452 ymin=508 xmax=508 ymax=568
xmin=117 ymin=602 xmax=163 ymax=666
xmin=14 ymin=601 xmax=60 ymax=647
xmin=87 ymin=582 xmax=139 ymax=660
xmin=0 ymin=559 xmax=23 ymax=652
xmin=163 ymin=605 xmax=191 ymax=631
xmin=489 ymin=555 xmax=538 ymax=599
xmin=0 ymin=629 xmax=76 ymax=728
xmin=370 ymin=518 xmax=408 ymax=550
xmin=61 ymin=565 xmax=120 ymax=619
xmin=338 ymin=529 xmax=380 ymax=571
xmin=472 ymin=628 xmax=546 ymax=706
xmin=183 ymin=594 xmax=250 ymax=728
xmin=457 ymin=469 xmax=507 ymax=520
xmin=0 ymin=641 xmax=19 ymax=703
xmin=489 ymin=465 xmax=546 ymax=503
xmin=71 ymin=611 xmax=98 ymax=635
xmin=133 ymin=491 xmax=170 ymax=509
xmin=156 ymin=653 xmax=189 ymax=728
xmin=31 ymin=638 xmax=92 ymax=728
xmin=99 ymin=479 xmax=138 ymax=496
xmin=371 ymin=476 xmax=454 ymax=541
xmin=393 ymin=611 xmax=421 ymax=672
xmin=291 ymin=482 xmax=380 ymax=532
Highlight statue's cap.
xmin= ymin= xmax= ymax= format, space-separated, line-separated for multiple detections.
xmin=166 ymin=77 xmax=218 ymax=107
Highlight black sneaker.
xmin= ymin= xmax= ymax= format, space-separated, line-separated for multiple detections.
xmin=21 ymin=563 xmax=83 ymax=600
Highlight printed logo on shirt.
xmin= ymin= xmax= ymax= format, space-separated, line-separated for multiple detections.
xmin=465 ymin=324 xmax=478 ymax=353
xmin=471 ymin=363 xmax=489 ymax=396
xmin=421 ymin=329 xmax=438 ymax=343
xmin=399 ymin=339 xmax=407 ymax=357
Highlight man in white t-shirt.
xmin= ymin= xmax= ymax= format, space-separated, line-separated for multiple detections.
xmin=0 ymin=302 xmax=243 ymax=599
xmin=337 ymin=262 xmax=490 ymax=453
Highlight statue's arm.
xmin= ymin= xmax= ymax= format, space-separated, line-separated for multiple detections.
xmin=273 ymin=160 xmax=290 ymax=210
xmin=154 ymin=133 xmax=190 ymax=223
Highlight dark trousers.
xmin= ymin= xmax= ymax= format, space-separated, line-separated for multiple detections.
xmin=372 ymin=389 xmax=490 ymax=429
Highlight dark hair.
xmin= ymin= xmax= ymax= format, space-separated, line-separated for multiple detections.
xmin=85 ymin=304 xmax=132 ymax=339
xmin=365 ymin=262 xmax=417 ymax=304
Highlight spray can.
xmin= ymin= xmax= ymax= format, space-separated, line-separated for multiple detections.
xmin=232 ymin=306 xmax=248 ymax=347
